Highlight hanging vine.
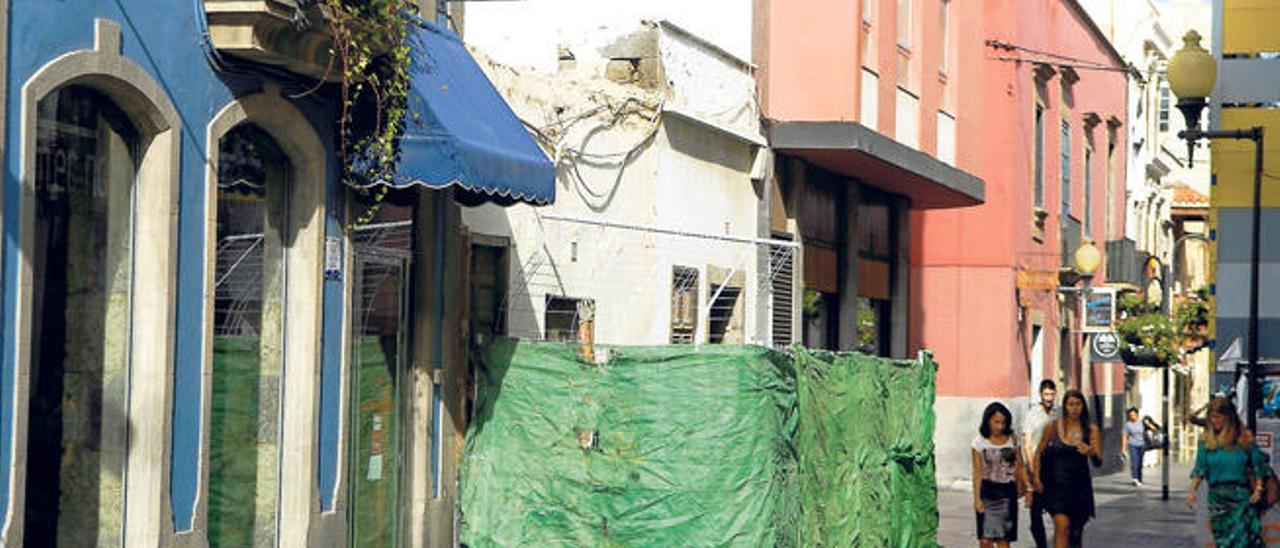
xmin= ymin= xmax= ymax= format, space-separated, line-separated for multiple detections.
xmin=323 ymin=0 xmax=416 ymax=229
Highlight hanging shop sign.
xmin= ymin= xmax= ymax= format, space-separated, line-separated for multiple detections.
xmin=1090 ymin=331 xmax=1121 ymax=362
xmin=1082 ymin=288 xmax=1116 ymax=333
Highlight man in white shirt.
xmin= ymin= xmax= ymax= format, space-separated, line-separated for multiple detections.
xmin=1023 ymin=379 xmax=1058 ymax=548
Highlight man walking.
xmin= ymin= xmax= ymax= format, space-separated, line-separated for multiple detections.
xmin=1121 ymin=407 xmax=1146 ymax=486
xmin=1023 ymin=379 xmax=1058 ymax=548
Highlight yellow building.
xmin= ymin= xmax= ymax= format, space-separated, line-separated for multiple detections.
xmin=1208 ymin=0 xmax=1280 ymax=396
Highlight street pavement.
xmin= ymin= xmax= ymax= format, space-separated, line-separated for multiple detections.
xmin=938 ymin=460 xmax=1198 ymax=547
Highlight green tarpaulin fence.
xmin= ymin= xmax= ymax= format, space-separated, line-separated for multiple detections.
xmin=459 ymin=341 xmax=938 ymax=547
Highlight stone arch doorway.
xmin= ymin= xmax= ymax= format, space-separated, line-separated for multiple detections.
xmin=24 ymin=82 xmax=138 ymax=548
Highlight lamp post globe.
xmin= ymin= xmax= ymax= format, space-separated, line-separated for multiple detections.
xmin=1073 ymin=240 xmax=1102 ymax=278
xmin=1167 ymin=30 xmax=1218 ymax=164
xmin=1167 ymin=30 xmax=1216 ymax=101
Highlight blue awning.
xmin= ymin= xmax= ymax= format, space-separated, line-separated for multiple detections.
xmin=392 ymin=21 xmax=555 ymax=205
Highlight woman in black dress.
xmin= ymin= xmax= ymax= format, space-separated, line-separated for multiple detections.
xmin=1032 ymin=389 xmax=1100 ymax=548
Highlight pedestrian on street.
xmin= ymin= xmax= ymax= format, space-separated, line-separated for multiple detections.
xmin=1033 ymin=389 xmax=1099 ymax=548
xmin=972 ymin=401 xmax=1026 ymax=548
xmin=1122 ymin=407 xmax=1148 ymax=486
xmin=1187 ymin=397 xmax=1270 ymax=548
xmin=1023 ymin=379 xmax=1058 ymax=548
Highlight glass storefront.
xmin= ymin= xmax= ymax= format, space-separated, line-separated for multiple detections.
xmin=27 ymin=85 xmax=137 ymax=547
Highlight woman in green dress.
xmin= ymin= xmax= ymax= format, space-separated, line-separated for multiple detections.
xmin=1187 ymin=397 xmax=1271 ymax=548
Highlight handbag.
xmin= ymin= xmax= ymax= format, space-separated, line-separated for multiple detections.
xmin=1143 ymin=429 xmax=1167 ymax=451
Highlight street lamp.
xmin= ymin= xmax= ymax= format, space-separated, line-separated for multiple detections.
xmin=1073 ymin=239 xmax=1101 ymax=422
xmin=1168 ymin=30 xmax=1266 ymax=433
xmin=1074 ymin=239 xmax=1102 ymax=281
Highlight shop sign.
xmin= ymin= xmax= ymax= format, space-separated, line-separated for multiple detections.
xmin=1016 ymin=269 xmax=1058 ymax=290
xmin=1089 ymin=331 xmax=1120 ymax=362
xmin=1082 ymin=288 xmax=1116 ymax=333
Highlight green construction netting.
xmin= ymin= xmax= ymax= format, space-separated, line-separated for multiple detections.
xmin=459 ymin=341 xmax=938 ymax=547
xmin=792 ymin=347 xmax=938 ymax=546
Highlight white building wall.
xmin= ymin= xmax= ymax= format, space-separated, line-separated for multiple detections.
xmin=462 ymin=0 xmax=753 ymax=72
xmin=461 ymin=19 xmax=767 ymax=346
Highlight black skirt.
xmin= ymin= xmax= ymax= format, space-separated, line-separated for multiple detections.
xmin=975 ymin=480 xmax=1019 ymax=541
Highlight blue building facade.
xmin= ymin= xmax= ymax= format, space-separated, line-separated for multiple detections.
xmin=0 ymin=1 xmax=551 ymax=545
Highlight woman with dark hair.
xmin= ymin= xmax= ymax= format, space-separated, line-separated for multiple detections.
xmin=972 ymin=402 xmax=1026 ymax=547
xmin=1187 ymin=397 xmax=1271 ymax=547
xmin=1033 ymin=389 xmax=1099 ymax=548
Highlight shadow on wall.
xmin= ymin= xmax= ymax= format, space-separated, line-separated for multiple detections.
xmin=662 ymin=117 xmax=753 ymax=174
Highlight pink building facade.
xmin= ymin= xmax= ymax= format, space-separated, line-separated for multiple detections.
xmin=756 ymin=0 xmax=1130 ymax=484
xmin=910 ymin=0 xmax=1130 ymax=484
xmin=755 ymin=0 xmax=984 ymax=356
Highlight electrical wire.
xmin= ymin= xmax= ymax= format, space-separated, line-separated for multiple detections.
xmin=994 ymin=56 xmax=1134 ymax=74
xmin=986 ymin=39 xmax=1121 ymax=71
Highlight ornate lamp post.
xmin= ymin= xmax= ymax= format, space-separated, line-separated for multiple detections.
xmin=1073 ymin=239 xmax=1101 ymax=398
xmin=1167 ymin=30 xmax=1265 ymax=432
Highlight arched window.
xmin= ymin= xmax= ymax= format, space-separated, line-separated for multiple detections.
xmin=26 ymin=84 xmax=136 ymax=546
xmin=207 ymin=123 xmax=289 ymax=547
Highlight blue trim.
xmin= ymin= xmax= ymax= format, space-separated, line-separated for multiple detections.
xmin=317 ymin=185 xmax=346 ymax=511
xmin=430 ymin=194 xmax=446 ymax=498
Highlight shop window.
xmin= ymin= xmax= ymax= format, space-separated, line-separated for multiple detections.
xmin=670 ymin=266 xmax=699 ymax=344
xmin=770 ymin=240 xmax=796 ymax=349
xmin=349 ymin=199 xmax=413 ymax=546
xmin=208 ymin=123 xmax=290 ymax=547
xmin=26 ymin=84 xmax=136 ymax=547
xmin=708 ymin=284 xmax=744 ymax=344
xmin=545 ymin=295 xmax=591 ymax=342
xmin=857 ymin=297 xmax=891 ymax=356
xmin=858 ymin=201 xmax=893 ymax=259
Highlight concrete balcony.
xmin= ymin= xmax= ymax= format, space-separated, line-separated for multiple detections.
xmin=204 ymin=0 xmax=337 ymax=81
xmin=1105 ymin=238 xmax=1146 ymax=288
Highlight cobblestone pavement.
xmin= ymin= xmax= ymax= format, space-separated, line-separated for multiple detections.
xmin=938 ymin=460 xmax=1199 ymax=547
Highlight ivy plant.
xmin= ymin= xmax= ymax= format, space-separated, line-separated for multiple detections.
xmin=323 ymin=0 xmax=416 ymax=228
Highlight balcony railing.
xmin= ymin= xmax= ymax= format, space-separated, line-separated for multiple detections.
xmin=204 ymin=0 xmax=337 ymax=81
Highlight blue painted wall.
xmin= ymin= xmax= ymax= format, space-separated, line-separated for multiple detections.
xmin=3 ymin=0 xmax=348 ymax=532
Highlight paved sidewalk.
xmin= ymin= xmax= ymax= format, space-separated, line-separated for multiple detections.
xmin=938 ymin=460 xmax=1198 ymax=547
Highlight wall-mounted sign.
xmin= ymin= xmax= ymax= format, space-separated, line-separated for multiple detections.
xmin=1083 ymin=288 xmax=1116 ymax=333
xmin=1090 ymin=331 xmax=1121 ymax=362
xmin=1016 ymin=269 xmax=1059 ymax=290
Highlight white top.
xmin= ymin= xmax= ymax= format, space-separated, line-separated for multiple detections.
xmin=972 ymin=435 xmax=1019 ymax=484
xmin=1024 ymin=402 xmax=1058 ymax=455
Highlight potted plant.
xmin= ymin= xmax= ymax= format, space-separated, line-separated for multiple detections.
xmin=1174 ymin=287 xmax=1211 ymax=353
xmin=1115 ymin=293 xmax=1179 ymax=366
